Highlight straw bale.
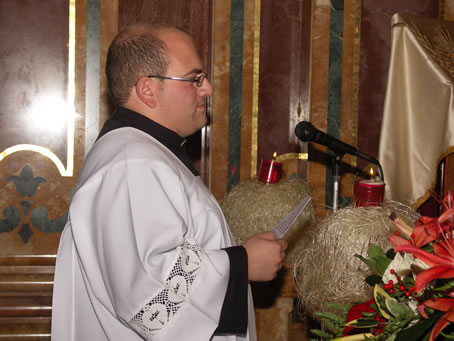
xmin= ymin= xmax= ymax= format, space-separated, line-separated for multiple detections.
xmin=292 ymin=201 xmax=419 ymax=317
xmin=220 ymin=178 xmax=316 ymax=264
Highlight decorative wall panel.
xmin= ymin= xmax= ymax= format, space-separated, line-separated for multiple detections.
xmin=0 ymin=0 xmax=79 ymax=253
xmin=357 ymin=0 xmax=439 ymax=163
xmin=118 ymin=0 xmax=212 ymax=181
xmin=258 ymin=0 xmax=309 ymax=174
xmin=0 ymin=0 xmax=88 ymax=338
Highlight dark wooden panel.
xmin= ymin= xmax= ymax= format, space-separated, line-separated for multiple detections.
xmin=0 ymin=256 xmax=54 ymax=339
xmin=357 ymin=0 xmax=439 ymax=166
xmin=258 ymin=0 xmax=310 ymax=172
xmin=0 ymin=0 xmax=69 ymax=162
xmin=119 ymin=0 xmax=211 ymax=61
xmin=445 ymin=154 xmax=454 ymax=195
xmin=118 ymin=0 xmax=213 ymax=180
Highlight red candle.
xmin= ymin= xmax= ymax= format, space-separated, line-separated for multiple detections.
xmin=353 ymin=179 xmax=385 ymax=207
xmin=258 ymin=159 xmax=283 ymax=184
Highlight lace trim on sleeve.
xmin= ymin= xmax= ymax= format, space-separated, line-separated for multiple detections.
xmin=128 ymin=238 xmax=204 ymax=339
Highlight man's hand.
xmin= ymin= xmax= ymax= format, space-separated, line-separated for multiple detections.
xmin=242 ymin=231 xmax=288 ymax=282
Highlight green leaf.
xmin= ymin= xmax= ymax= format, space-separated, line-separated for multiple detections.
xmin=434 ymin=278 xmax=454 ymax=292
xmin=440 ymin=329 xmax=454 ymax=339
xmin=314 ymin=311 xmax=345 ymax=324
xmin=355 ymin=255 xmax=380 ymax=274
xmin=365 ymin=274 xmax=383 ymax=286
xmin=361 ymin=312 xmax=376 ymax=318
xmin=346 ymin=318 xmax=379 ymax=328
xmin=368 ymin=244 xmax=387 ymax=259
xmin=375 ymin=291 xmax=392 ymax=319
xmin=385 ymin=299 xmax=413 ymax=319
xmin=374 ymin=256 xmax=392 ymax=275
xmin=369 ymin=303 xmax=379 ymax=312
xmin=402 ymin=276 xmax=415 ymax=288
xmin=322 ymin=318 xmax=342 ymax=335
xmin=394 ymin=310 xmax=443 ymax=341
xmin=325 ymin=302 xmax=351 ymax=314
xmin=355 ymin=244 xmax=392 ymax=276
xmin=386 ymin=248 xmax=395 ymax=259
xmin=386 ymin=335 xmax=397 ymax=341
xmin=309 ymin=329 xmax=332 ymax=338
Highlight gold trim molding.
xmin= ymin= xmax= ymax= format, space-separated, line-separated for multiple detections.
xmin=275 ymin=152 xmax=308 ymax=163
xmin=250 ymin=0 xmax=261 ymax=178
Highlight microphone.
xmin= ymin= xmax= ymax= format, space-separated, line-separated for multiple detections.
xmin=295 ymin=121 xmax=383 ymax=177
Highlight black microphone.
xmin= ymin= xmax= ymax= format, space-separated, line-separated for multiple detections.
xmin=295 ymin=121 xmax=383 ymax=177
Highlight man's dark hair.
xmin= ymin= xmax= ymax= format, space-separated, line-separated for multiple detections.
xmin=106 ymin=23 xmax=170 ymax=105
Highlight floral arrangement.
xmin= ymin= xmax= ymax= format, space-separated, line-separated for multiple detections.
xmin=310 ymin=192 xmax=454 ymax=341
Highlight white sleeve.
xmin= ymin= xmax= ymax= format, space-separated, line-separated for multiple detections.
xmin=70 ymin=157 xmax=230 ymax=340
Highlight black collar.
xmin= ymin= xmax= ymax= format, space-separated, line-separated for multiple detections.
xmin=97 ymin=107 xmax=199 ymax=176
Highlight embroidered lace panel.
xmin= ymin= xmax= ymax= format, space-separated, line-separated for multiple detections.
xmin=128 ymin=238 xmax=204 ymax=339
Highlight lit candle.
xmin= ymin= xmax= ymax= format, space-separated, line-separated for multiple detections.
xmin=353 ymin=168 xmax=385 ymax=207
xmin=258 ymin=152 xmax=283 ymax=184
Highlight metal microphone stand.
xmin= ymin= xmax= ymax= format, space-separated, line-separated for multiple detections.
xmin=331 ymin=153 xmax=384 ymax=212
xmin=332 ymin=153 xmax=343 ymax=212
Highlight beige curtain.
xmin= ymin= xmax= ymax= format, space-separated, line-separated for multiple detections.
xmin=378 ymin=13 xmax=454 ymax=208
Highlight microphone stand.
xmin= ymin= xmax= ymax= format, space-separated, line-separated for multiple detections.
xmin=331 ymin=152 xmax=384 ymax=212
xmin=332 ymin=153 xmax=343 ymax=212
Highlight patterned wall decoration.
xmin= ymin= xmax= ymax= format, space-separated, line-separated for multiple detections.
xmin=0 ymin=0 xmax=87 ymax=256
xmin=226 ymin=0 xmax=245 ymax=192
xmin=211 ymin=0 xmax=311 ymax=200
xmin=212 ymin=0 xmax=453 ymax=217
xmin=325 ymin=0 xmax=346 ymax=208
xmin=309 ymin=0 xmax=444 ymax=214
xmin=0 ymin=165 xmax=67 ymax=244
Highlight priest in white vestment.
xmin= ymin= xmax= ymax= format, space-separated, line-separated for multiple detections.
xmin=51 ymin=24 xmax=287 ymax=341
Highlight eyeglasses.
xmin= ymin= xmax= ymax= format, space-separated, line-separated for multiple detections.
xmin=147 ymin=72 xmax=208 ymax=87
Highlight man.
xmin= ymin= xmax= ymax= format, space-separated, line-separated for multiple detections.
xmin=51 ymin=23 xmax=287 ymax=340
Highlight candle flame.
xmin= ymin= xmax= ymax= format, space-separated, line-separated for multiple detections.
xmin=273 ymin=152 xmax=277 ymax=159
xmin=369 ymin=168 xmax=375 ymax=177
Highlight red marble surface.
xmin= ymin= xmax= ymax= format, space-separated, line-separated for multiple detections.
xmin=118 ymin=0 xmax=212 ymax=180
xmin=0 ymin=0 xmax=69 ymax=162
xmin=357 ymin=0 xmax=439 ymax=165
xmin=258 ymin=0 xmax=310 ymax=174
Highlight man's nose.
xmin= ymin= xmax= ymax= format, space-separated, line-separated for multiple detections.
xmin=199 ymin=78 xmax=213 ymax=97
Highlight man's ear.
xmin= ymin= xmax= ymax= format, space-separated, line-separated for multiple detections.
xmin=135 ymin=77 xmax=158 ymax=108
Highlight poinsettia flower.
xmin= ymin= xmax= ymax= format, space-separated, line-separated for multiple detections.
xmin=420 ymin=298 xmax=454 ymax=341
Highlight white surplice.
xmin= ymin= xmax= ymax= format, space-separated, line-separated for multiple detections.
xmin=51 ymin=127 xmax=256 ymax=340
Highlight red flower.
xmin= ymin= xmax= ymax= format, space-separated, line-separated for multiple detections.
xmin=343 ymin=299 xmax=383 ymax=335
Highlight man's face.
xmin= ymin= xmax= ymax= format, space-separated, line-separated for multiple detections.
xmin=157 ymin=29 xmax=213 ymax=137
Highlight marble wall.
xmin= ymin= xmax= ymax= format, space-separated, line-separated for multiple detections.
xmin=1 ymin=0 xmax=454 ymax=339
xmin=0 ymin=0 xmax=81 ymax=254
xmin=211 ymin=0 xmax=451 ymax=217
xmin=0 ymin=0 xmax=451 ymax=254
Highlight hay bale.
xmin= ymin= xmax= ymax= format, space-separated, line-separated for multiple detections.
xmin=220 ymin=178 xmax=315 ymax=264
xmin=292 ymin=201 xmax=419 ymax=317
